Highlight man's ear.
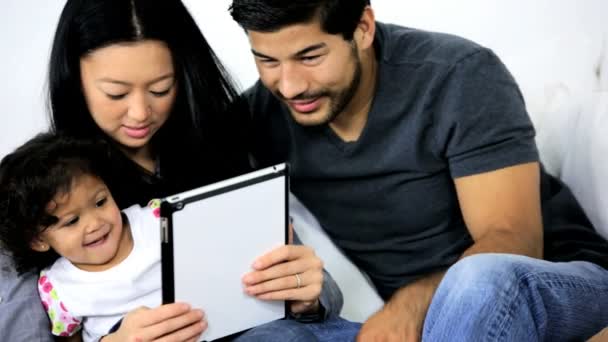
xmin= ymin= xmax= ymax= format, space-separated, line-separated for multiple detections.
xmin=354 ymin=6 xmax=376 ymax=50
xmin=30 ymin=236 xmax=50 ymax=252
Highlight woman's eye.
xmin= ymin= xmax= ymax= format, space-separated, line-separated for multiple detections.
xmin=106 ymin=93 xmax=127 ymax=100
xmin=150 ymin=89 xmax=171 ymax=97
xmin=64 ymin=217 xmax=79 ymax=226
xmin=96 ymin=198 xmax=107 ymax=207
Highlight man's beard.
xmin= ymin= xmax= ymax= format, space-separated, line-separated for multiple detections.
xmin=275 ymin=45 xmax=363 ymax=126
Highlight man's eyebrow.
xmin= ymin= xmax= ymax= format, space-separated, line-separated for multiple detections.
xmin=251 ymin=43 xmax=328 ymax=60
xmin=294 ymin=43 xmax=327 ymax=57
xmin=251 ymin=49 xmax=273 ymax=59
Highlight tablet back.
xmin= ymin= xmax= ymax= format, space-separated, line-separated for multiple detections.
xmin=161 ymin=164 xmax=288 ymax=341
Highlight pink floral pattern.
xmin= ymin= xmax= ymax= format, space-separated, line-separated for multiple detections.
xmin=38 ymin=271 xmax=82 ymax=336
xmin=148 ymin=199 xmax=161 ymax=218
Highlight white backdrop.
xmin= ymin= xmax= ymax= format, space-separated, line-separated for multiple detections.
xmin=1 ymin=0 xmax=606 ymax=158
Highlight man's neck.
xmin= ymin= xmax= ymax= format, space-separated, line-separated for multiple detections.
xmin=329 ymin=47 xmax=378 ymax=142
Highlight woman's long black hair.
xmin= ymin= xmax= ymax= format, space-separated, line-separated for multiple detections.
xmin=48 ymin=0 xmax=252 ymax=207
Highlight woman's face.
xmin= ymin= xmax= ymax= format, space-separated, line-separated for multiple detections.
xmin=80 ymin=40 xmax=177 ymax=154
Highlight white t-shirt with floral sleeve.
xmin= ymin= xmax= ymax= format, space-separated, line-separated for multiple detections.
xmin=38 ymin=200 xmax=162 ymax=342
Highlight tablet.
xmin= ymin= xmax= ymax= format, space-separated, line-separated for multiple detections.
xmin=160 ymin=163 xmax=288 ymax=341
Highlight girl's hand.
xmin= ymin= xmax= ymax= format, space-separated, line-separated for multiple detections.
xmin=101 ymin=303 xmax=206 ymax=342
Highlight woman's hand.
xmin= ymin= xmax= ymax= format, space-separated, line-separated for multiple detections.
xmin=242 ymin=225 xmax=324 ymax=314
xmin=101 ymin=303 xmax=206 ymax=342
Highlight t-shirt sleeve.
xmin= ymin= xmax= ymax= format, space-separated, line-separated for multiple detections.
xmin=147 ymin=199 xmax=161 ymax=219
xmin=430 ymin=48 xmax=539 ymax=178
xmin=37 ymin=271 xmax=82 ymax=337
xmin=126 ymin=201 xmax=162 ymax=245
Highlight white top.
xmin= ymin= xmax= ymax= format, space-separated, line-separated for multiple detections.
xmin=38 ymin=202 xmax=161 ymax=342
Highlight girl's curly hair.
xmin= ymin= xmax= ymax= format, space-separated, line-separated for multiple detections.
xmin=0 ymin=132 xmax=112 ymax=274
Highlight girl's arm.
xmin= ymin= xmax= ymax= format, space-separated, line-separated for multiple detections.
xmin=99 ymin=303 xmax=205 ymax=342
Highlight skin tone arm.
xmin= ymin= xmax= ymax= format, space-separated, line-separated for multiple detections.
xmin=100 ymin=303 xmax=206 ymax=342
xmin=358 ymin=162 xmax=544 ymax=341
xmin=242 ymin=224 xmax=324 ymax=314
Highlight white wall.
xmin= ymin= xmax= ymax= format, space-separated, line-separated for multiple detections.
xmin=1 ymin=0 xmax=606 ymax=159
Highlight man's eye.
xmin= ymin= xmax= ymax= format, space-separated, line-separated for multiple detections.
xmin=96 ymin=198 xmax=107 ymax=207
xmin=301 ymin=55 xmax=320 ymax=62
xmin=259 ymin=58 xmax=279 ymax=67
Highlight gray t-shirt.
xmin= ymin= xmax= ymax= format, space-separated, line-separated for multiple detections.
xmin=245 ymin=22 xmax=607 ymax=300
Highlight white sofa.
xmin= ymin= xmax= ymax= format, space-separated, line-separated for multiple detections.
xmin=291 ymin=1 xmax=608 ymax=322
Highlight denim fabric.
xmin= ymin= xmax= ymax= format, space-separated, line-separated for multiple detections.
xmin=0 ymin=252 xmax=53 ymax=342
xmin=423 ymin=253 xmax=608 ymax=341
xmin=233 ymin=316 xmax=361 ymax=342
xmin=301 ymin=315 xmax=361 ymax=342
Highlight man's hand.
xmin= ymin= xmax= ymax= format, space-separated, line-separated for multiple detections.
xmin=242 ymin=244 xmax=324 ymax=314
xmin=101 ymin=303 xmax=206 ymax=342
xmin=357 ymin=272 xmax=443 ymax=342
xmin=358 ymin=305 xmax=421 ymax=342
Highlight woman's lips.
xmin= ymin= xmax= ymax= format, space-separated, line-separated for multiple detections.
xmin=123 ymin=125 xmax=151 ymax=139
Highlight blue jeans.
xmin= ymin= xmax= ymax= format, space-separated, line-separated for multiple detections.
xmin=233 ymin=315 xmax=361 ymax=342
xmin=423 ymin=253 xmax=608 ymax=341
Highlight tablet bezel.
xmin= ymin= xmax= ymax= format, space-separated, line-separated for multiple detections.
xmin=160 ymin=163 xmax=289 ymax=340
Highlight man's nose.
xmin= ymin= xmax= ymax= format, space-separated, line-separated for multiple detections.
xmin=277 ymin=64 xmax=307 ymax=100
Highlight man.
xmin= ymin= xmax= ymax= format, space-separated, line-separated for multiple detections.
xmin=229 ymin=1 xmax=608 ymax=341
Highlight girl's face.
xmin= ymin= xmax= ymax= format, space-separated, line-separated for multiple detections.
xmin=32 ymin=174 xmax=132 ymax=272
xmin=80 ymin=40 xmax=177 ymax=158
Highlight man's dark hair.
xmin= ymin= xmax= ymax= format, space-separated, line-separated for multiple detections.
xmin=0 ymin=132 xmax=113 ymax=274
xmin=229 ymin=0 xmax=371 ymax=40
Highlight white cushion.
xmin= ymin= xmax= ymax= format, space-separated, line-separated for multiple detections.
xmin=290 ymin=194 xmax=384 ymax=322
xmin=561 ymin=92 xmax=608 ymax=239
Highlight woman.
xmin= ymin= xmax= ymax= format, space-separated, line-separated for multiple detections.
xmin=36 ymin=0 xmax=357 ymax=340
